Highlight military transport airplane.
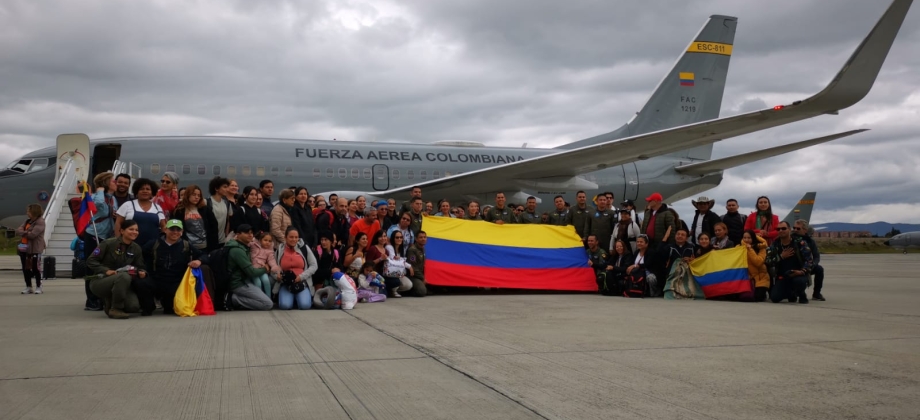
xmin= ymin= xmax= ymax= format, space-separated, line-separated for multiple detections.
xmin=0 ymin=0 xmax=912 ymax=230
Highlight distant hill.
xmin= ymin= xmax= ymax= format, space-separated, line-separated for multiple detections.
xmin=812 ymin=222 xmax=920 ymax=236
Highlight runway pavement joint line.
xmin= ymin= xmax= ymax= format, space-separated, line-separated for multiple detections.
xmin=0 ymin=356 xmax=430 ymax=382
xmin=345 ymin=310 xmax=552 ymax=420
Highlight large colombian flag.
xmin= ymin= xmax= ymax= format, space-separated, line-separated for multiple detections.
xmin=423 ymin=216 xmax=597 ymax=291
xmin=689 ymin=247 xmax=752 ymax=298
xmin=75 ymin=180 xmax=97 ymax=236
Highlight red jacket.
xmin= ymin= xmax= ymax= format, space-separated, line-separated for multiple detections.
xmin=743 ymin=212 xmax=780 ymax=245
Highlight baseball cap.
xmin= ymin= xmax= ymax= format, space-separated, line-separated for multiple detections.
xmin=235 ymin=224 xmax=253 ymax=234
xmin=645 ymin=192 xmax=663 ymax=202
xmin=165 ymin=219 xmax=183 ymax=230
xmin=376 ymin=202 xmax=388 ymax=210
xmin=621 ymin=199 xmax=635 ymax=207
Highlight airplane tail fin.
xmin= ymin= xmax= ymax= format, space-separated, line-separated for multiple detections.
xmin=783 ymin=192 xmax=817 ymax=226
xmin=557 ymin=14 xmax=737 ymax=155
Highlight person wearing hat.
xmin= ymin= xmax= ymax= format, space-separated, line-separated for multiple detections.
xmin=612 ymin=209 xmax=641 ymax=253
xmin=640 ymin=192 xmax=677 ymax=247
xmin=620 ymin=199 xmax=642 ymax=225
xmin=225 ymin=224 xmax=273 ymax=310
xmin=689 ymin=196 xmax=722 ymax=246
xmin=136 ymin=219 xmax=204 ymax=315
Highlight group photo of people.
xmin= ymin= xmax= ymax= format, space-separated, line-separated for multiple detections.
xmin=14 ymin=171 xmax=826 ymax=319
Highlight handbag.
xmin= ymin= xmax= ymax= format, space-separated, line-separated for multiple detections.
xmin=18 ymin=243 xmax=29 ymax=253
xmin=384 ymin=258 xmax=407 ymax=278
xmin=282 ymin=270 xmax=305 ymax=294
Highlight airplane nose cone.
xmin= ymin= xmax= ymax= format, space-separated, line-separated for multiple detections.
xmin=884 ymin=240 xmax=890 ymax=246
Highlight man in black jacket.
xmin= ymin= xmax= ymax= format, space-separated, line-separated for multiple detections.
xmin=721 ymin=198 xmax=746 ymax=246
xmin=689 ymin=196 xmax=722 ymax=245
xmin=137 ymin=219 xmax=203 ymax=315
xmin=794 ymin=219 xmax=826 ymax=301
xmin=317 ymin=198 xmax=351 ymax=252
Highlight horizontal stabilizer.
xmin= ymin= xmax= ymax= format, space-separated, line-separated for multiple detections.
xmin=674 ymin=129 xmax=868 ymax=176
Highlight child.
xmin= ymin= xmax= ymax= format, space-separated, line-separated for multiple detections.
xmin=357 ymin=261 xmax=387 ymax=303
xmin=249 ymin=232 xmax=280 ymax=297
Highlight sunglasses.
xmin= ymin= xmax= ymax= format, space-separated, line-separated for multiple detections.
xmin=777 ymin=227 xmax=788 ymax=231
xmin=394 ymin=236 xmax=403 ymax=239
xmin=161 ymin=180 xmax=172 ymax=184
xmin=167 ymin=227 xmax=182 ymax=232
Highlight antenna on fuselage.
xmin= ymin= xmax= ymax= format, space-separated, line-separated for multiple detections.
xmin=522 ymin=142 xmax=527 ymax=148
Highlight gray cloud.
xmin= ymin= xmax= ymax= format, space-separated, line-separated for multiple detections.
xmin=1 ymin=0 xmax=919 ymax=222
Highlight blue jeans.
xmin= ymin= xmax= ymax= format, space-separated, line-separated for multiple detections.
xmin=251 ymin=273 xmax=272 ymax=297
xmin=278 ymin=285 xmax=312 ymax=310
xmin=770 ymin=275 xmax=808 ymax=303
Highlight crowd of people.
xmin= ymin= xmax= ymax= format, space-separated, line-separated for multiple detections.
xmin=13 ymin=171 xmax=826 ymax=319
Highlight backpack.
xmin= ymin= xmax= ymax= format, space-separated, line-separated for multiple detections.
xmin=204 ymin=246 xmax=233 ymax=310
xmin=596 ymin=271 xmax=618 ymax=296
xmin=71 ymin=237 xmax=85 ymax=260
xmin=623 ymin=271 xmax=647 ymax=298
xmin=68 ymin=194 xmax=115 ymax=236
xmin=315 ymin=246 xmax=340 ymax=261
xmin=150 ymin=239 xmax=190 ymax=274
xmin=206 ymin=246 xmax=232 ymax=283
xmin=315 ymin=209 xmax=335 ymax=230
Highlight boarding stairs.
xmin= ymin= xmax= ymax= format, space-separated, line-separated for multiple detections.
xmin=41 ymin=159 xmax=141 ymax=277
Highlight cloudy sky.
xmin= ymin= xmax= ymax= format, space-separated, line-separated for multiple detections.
xmin=2 ymin=0 xmax=918 ymax=223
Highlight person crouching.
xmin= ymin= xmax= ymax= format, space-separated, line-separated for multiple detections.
xmin=85 ymin=220 xmax=148 ymax=319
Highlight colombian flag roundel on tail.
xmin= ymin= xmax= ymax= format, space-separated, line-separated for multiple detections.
xmin=422 ymin=216 xmax=596 ymax=291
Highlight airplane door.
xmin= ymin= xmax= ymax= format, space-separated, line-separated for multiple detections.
xmin=624 ymin=162 xmax=639 ymax=201
xmin=372 ymin=164 xmax=389 ymax=191
xmin=55 ymin=133 xmax=91 ymax=186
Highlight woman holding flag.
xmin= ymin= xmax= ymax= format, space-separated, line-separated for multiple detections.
xmin=81 ymin=172 xmax=117 ymax=310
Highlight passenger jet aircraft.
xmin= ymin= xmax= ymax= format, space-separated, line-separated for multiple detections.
xmin=0 ymin=0 xmax=912 ymax=229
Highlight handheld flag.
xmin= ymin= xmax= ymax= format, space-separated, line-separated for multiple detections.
xmin=689 ymin=247 xmax=752 ymax=298
xmin=423 ymin=216 xmax=596 ymax=291
xmin=174 ymin=267 xmax=216 ymax=316
xmin=75 ymin=180 xmax=97 ymax=237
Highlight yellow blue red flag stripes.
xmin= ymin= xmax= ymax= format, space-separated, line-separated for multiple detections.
xmin=75 ymin=181 xmax=97 ymax=236
xmin=422 ymin=216 xmax=596 ymax=291
xmin=174 ymin=267 xmax=215 ymax=317
xmin=689 ymin=247 xmax=752 ymax=298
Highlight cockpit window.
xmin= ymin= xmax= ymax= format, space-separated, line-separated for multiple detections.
xmin=27 ymin=158 xmax=49 ymax=172
xmin=9 ymin=159 xmax=32 ymax=173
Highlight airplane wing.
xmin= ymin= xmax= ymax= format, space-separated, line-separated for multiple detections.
xmin=674 ymin=130 xmax=868 ymax=176
xmin=377 ymin=0 xmax=911 ymax=199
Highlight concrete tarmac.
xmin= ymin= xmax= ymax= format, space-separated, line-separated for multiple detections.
xmin=1 ymin=254 xmax=918 ymax=419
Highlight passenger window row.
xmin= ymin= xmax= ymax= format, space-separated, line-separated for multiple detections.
xmin=149 ymin=164 xmax=443 ymax=180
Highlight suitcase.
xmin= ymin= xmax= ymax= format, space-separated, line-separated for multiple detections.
xmin=71 ymin=258 xmax=86 ymax=279
xmin=42 ymin=256 xmax=56 ymax=280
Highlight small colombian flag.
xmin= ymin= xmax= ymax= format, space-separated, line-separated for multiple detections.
xmin=679 ymin=72 xmax=695 ymax=87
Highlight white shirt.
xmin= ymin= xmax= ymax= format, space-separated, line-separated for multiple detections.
xmin=116 ymin=200 xmax=165 ymax=223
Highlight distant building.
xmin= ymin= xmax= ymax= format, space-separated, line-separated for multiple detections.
xmin=815 ymin=231 xmax=872 ymax=238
